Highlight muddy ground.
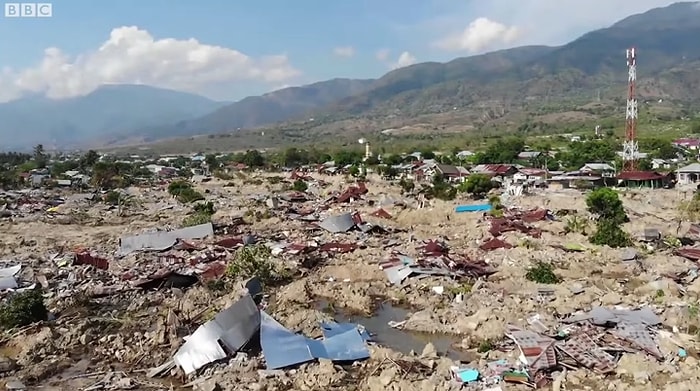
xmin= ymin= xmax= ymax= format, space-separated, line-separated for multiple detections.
xmin=1 ymin=173 xmax=700 ymax=391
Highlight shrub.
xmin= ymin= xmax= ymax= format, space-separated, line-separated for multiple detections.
xmin=177 ymin=188 xmax=205 ymax=203
xmin=193 ymin=201 xmax=215 ymax=215
xmin=0 ymin=289 xmax=48 ymax=329
xmin=292 ymin=180 xmax=308 ymax=192
xmin=103 ymin=190 xmax=121 ymax=205
xmin=590 ymin=219 xmax=632 ymax=247
xmin=525 ymin=262 xmax=561 ymax=284
xmin=564 ymin=215 xmax=588 ymax=234
xmin=459 ymin=174 xmax=495 ymax=198
xmin=168 ymin=180 xmax=191 ymax=196
xmin=226 ymin=245 xmax=286 ymax=286
xmin=477 ymin=340 xmax=494 ymax=353
xmin=398 ymin=178 xmax=415 ymax=194
xmin=182 ymin=212 xmax=211 ymax=227
xmin=183 ymin=201 xmax=215 ymax=227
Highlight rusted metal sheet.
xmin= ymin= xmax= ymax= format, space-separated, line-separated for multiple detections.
xmin=370 ymin=208 xmax=392 ymax=219
xmin=74 ymin=251 xmax=109 ymax=270
xmin=319 ymin=242 xmax=357 ymax=254
xmin=674 ymin=247 xmax=700 ymax=261
xmin=479 ymin=238 xmax=512 ymax=251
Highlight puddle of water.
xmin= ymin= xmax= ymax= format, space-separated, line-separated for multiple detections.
xmin=317 ymin=298 xmax=474 ymax=362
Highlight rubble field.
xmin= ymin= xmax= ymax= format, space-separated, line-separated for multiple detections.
xmin=1 ymin=172 xmax=700 ymax=391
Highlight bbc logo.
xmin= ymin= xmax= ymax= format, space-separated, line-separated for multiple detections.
xmin=4 ymin=3 xmax=52 ymax=17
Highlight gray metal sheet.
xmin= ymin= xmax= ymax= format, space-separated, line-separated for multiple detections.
xmin=318 ymin=214 xmax=355 ymax=233
xmin=320 ymin=321 xmax=370 ymax=341
xmin=261 ymin=312 xmax=370 ymax=370
xmin=0 ymin=277 xmax=18 ymax=290
xmin=312 ymin=329 xmax=370 ymax=361
xmin=173 ymin=295 xmax=260 ymax=375
xmin=384 ymin=266 xmax=413 ymax=285
xmin=118 ymin=223 xmax=214 ymax=255
xmin=0 ymin=265 xmax=21 ymax=278
xmin=564 ymin=306 xmax=661 ymax=326
xmin=260 ymin=311 xmax=314 ymax=370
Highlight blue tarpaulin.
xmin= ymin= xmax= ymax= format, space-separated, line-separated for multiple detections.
xmin=455 ymin=204 xmax=491 ymax=213
xmin=260 ymin=312 xmax=370 ymax=369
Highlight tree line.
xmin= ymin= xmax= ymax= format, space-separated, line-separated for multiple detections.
xmin=0 ymin=134 xmax=686 ymax=191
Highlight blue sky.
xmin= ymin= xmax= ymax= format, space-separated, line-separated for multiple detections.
xmin=0 ymin=0 xmax=681 ymax=102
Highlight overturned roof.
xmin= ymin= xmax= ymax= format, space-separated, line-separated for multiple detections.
xmin=118 ymin=223 xmax=214 ymax=256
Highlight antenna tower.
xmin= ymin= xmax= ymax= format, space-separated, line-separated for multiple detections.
xmin=622 ymin=47 xmax=639 ymax=171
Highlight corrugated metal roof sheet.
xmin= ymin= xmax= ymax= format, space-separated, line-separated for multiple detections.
xmin=118 ymin=223 xmax=214 ymax=256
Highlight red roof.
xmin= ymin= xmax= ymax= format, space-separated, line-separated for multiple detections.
xmin=673 ymin=138 xmax=700 ymax=146
xmin=483 ymin=164 xmax=515 ymax=174
xmin=616 ymin=171 xmax=665 ymax=181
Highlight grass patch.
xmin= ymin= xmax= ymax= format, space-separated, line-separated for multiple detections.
xmin=525 ymin=262 xmax=561 ymax=284
xmin=477 ymin=339 xmax=495 ymax=353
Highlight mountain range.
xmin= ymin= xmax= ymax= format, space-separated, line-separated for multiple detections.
xmin=1 ymin=1 xmax=700 ymax=150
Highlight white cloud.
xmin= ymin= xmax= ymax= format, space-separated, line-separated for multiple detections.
xmin=0 ymin=26 xmax=301 ymax=102
xmin=425 ymin=0 xmax=681 ymax=52
xmin=391 ymin=52 xmax=416 ymax=69
xmin=333 ymin=46 xmax=355 ymax=58
xmin=375 ymin=48 xmax=390 ymax=61
xmin=435 ymin=17 xmax=519 ymax=52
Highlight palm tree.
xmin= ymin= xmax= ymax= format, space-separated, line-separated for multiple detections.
xmin=117 ymin=193 xmax=138 ymax=217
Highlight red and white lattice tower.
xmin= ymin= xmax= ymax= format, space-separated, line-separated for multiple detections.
xmin=622 ymin=47 xmax=639 ymax=172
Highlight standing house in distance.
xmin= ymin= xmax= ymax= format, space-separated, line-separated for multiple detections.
xmin=677 ymin=163 xmax=700 ymax=185
xmin=579 ymin=163 xmax=616 ymax=178
xmin=413 ymin=162 xmax=468 ymax=183
xmin=673 ymin=138 xmax=700 ymax=151
xmin=616 ymin=171 xmax=674 ymax=188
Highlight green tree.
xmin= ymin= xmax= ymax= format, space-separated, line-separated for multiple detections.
xmin=91 ymin=162 xmax=133 ymax=189
xmin=282 ymin=147 xmax=307 ymax=167
xmin=690 ymin=119 xmax=700 ymax=134
xmin=586 ymin=188 xmax=631 ymax=248
xmin=0 ymin=152 xmax=31 ymax=167
xmin=586 ymin=188 xmax=626 ymax=224
xmin=590 ymin=219 xmax=631 ymax=248
xmin=80 ymin=150 xmax=100 ymax=169
xmin=205 ymin=154 xmax=218 ymax=170
xmin=459 ymin=174 xmax=494 ymax=198
xmin=419 ymin=149 xmax=436 ymax=160
xmin=639 ymin=138 xmax=678 ymax=160
xmin=241 ymin=150 xmax=265 ymax=167
xmin=381 ymin=166 xmax=399 ymax=179
xmin=382 ymin=154 xmax=403 ymax=165
xmin=334 ymin=150 xmax=363 ymax=166
xmin=0 ymin=170 xmax=21 ymax=189
xmin=559 ymin=140 xmax=617 ymax=170
xmin=474 ymin=137 xmax=525 ymax=164
xmin=365 ymin=155 xmax=380 ymax=165
xmin=427 ymin=173 xmax=456 ymax=201
xmin=33 ymin=144 xmax=47 ymax=169
xmin=638 ymin=158 xmax=652 ymax=171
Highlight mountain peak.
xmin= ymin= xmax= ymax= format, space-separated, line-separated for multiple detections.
xmin=611 ymin=1 xmax=700 ymax=30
